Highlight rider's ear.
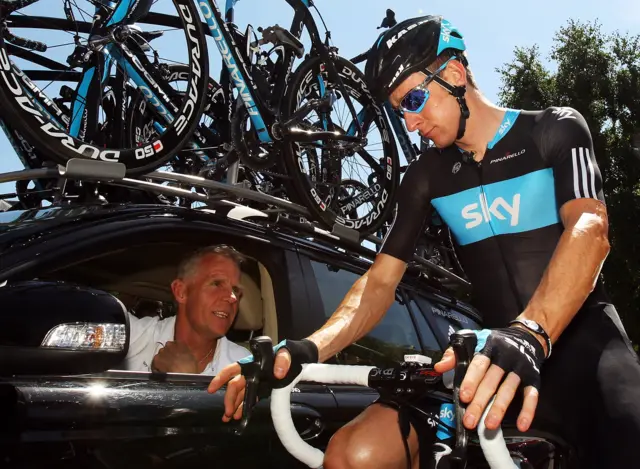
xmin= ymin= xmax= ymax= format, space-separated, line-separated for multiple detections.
xmin=445 ymin=59 xmax=467 ymax=87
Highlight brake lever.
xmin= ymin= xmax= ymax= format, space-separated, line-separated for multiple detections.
xmin=449 ymin=330 xmax=478 ymax=469
xmin=233 ymin=336 xmax=274 ymax=436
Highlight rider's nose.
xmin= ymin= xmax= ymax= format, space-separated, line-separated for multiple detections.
xmin=404 ymin=113 xmax=422 ymax=133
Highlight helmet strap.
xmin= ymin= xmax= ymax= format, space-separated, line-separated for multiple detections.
xmin=453 ymin=87 xmax=470 ymax=140
xmin=432 ymin=76 xmax=470 ymax=140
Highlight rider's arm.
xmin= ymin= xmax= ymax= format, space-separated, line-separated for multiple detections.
xmin=308 ymin=155 xmax=434 ymax=362
xmin=516 ymin=107 xmax=610 ymax=352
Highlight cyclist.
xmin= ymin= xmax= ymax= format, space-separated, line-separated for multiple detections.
xmin=209 ymin=15 xmax=640 ymax=469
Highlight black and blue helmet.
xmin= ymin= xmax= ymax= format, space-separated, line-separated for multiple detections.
xmin=364 ymin=15 xmax=467 ymax=99
xmin=364 ymin=15 xmax=471 ymax=139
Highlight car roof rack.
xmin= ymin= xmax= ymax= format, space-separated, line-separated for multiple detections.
xmin=0 ymin=159 xmax=471 ymax=292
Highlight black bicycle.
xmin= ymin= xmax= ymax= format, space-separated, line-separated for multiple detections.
xmin=0 ymin=0 xmax=400 ymax=236
xmin=236 ymin=332 xmax=574 ymax=469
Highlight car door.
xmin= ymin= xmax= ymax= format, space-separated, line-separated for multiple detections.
xmin=0 ymin=207 xmax=336 ymax=469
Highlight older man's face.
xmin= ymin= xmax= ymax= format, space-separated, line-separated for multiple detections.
xmin=176 ymin=254 xmax=243 ymax=340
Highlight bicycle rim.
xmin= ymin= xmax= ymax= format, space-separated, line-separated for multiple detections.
xmin=282 ymin=55 xmax=400 ymax=236
xmin=0 ymin=0 xmax=209 ymax=175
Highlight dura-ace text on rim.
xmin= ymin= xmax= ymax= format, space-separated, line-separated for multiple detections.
xmin=0 ymin=0 xmax=208 ymax=175
xmin=283 ymin=55 xmax=399 ymax=235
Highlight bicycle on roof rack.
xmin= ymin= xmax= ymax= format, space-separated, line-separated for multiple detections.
xmin=0 ymin=0 xmax=400 ymax=237
xmin=0 ymin=158 xmax=470 ymax=290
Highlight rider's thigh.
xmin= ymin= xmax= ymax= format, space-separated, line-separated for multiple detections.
xmin=323 ymin=402 xmax=420 ymax=469
xmin=589 ymin=305 xmax=640 ymax=468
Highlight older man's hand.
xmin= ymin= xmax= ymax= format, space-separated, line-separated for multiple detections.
xmin=151 ymin=341 xmax=199 ymax=374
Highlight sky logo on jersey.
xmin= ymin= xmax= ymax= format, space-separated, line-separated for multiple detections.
xmin=431 ymin=168 xmax=561 ymax=245
xmin=462 ymin=193 xmax=520 ymax=229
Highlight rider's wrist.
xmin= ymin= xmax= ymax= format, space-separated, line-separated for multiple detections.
xmin=508 ymin=319 xmax=552 ymax=359
xmin=274 ymin=338 xmax=319 ymax=364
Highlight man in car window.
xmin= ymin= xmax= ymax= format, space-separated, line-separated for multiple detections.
xmin=121 ymin=244 xmax=250 ymax=375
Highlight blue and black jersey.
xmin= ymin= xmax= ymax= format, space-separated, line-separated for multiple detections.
xmin=380 ymin=106 xmax=608 ymax=327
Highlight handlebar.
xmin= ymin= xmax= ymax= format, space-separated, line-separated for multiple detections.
xmin=236 ymin=332 xmax=518 ymax=469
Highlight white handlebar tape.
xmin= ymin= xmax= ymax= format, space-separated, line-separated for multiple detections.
xmin=270 ymin=364 xmax=374 ymax=468
xmin=270 ymin=363 xmax=516 ymax=469
xmin=477 ymin=395 xmax=518 ymax=468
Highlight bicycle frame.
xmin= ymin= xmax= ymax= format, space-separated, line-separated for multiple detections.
xmin=0 ymin=0 xmax=187 ymax=151
xmin=218 ymin=0 xmax=306 ymax=135
xmin=199 ymin=0 xmax=363 ymax=143
xmin=3 ymin=0 xmax=364 ymax=170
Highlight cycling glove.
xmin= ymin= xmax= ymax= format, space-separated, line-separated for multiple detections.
xmin=465 ymin=327 xmax=545 ymax=390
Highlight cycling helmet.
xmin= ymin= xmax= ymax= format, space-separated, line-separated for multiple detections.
xmin=365 ymin=15 xmax=471 ymax=139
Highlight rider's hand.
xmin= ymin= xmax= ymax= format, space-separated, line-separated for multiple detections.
xmin=207 ymin=338 xmax=317 ymax=422
xmin=207 ymin=349 xmax=292 ymax=422
xmin=434 ymin=327 xmax=546 ymax=433
xmin=151 ymin=341 xmax=199 ymax=374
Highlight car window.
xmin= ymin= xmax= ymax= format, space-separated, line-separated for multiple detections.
xmin=24 ymin=229 xmax=286 ymax=378
xmin=310 ymin=261 xmax=422 ymax=367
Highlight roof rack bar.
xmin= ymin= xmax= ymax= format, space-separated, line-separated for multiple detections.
xmin=269 ymin=214 xmax=376 ymax=258
xmin=144 ymin=171 xmax=312 ymax=218
xmin=0 ymin=160 xmax=126 ymax=184
xmin=0 ymin=168 xmax=59 ymax=184
xmin=268 ymin=212 xmax=469 ymax=287
xmin=0 ymin=167 xmax=471 ymax=288
xmin=104 ymin=178 xmax=231 ymax=207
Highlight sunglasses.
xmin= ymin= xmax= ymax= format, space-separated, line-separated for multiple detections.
xmin=396 ymin=56 xmax=458 ymax=116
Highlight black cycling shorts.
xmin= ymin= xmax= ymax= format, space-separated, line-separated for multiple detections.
xmin=371 ymin=303 xmax=640 ymax=469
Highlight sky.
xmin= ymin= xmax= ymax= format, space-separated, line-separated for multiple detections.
xmin=0 ymin=0 xmax=637 ymax=195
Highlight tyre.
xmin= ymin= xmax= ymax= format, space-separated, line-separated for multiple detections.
xmin=126 ymin=63 xmax=227 ymax=175
xmin=0 ymin=0 xmax=209 ymax=176
xmin=281 ymin=55 xmax=400 ymax=236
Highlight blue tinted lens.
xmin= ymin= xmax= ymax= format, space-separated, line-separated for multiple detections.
xmin=401 ymin=89 xmax=429 ymax=113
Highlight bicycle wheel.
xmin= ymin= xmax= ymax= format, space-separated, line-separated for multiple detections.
xmin=0 ymin=0 xmax=209 ymax=176
xmin=281 ymin=55 xmax=400 ymax=236
xmin=126 ymin=63 xmax=227 ymax=175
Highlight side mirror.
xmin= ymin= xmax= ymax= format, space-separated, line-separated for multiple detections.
xmin=0 ymin=280 xmax=129 ymax=376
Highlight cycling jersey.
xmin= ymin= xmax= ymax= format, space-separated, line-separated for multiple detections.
xmin=376 ymin=106 xmax=640 ymax=468
xmin=380 ymin=106 xmax=609 ymax=327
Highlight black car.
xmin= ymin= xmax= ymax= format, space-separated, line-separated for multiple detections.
xmin=0 ymin=165 xmax=573 ymax=468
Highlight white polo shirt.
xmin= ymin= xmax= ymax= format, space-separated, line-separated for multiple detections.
xmin=121 ymin=313 xmax=250 ymax=375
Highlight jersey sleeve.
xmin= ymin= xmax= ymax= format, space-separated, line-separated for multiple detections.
xmin=534 ymin=107 xmax=606 ymax=209
xmin=379 ymin=153 xmax=433 ymax=262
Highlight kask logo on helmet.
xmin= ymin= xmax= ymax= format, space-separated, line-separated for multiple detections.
xmin=385 ymin=18 xmax=430 ymax=49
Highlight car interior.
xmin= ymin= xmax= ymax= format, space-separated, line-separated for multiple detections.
xmin=36 ymin=240 xmax=279 ymax=368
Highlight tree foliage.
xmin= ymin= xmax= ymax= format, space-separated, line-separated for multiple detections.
xmin=497 ymin=19 xmax=640 ymax=344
